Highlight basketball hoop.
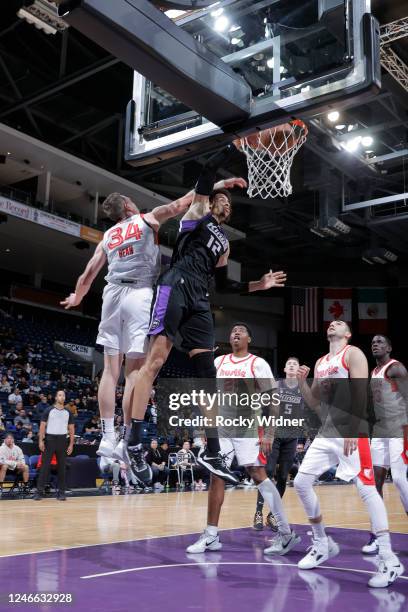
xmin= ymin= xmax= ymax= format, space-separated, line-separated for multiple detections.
xmin=237 ymin=120 xmax=308 ymax=200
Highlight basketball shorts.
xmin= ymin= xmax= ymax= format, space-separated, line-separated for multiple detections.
xmin=370 ymin=438 xmax=407 ymax=469
xmin=148 ymin=268 xmax=214 ymax=351
xmin=219 ymin=437 xmax=262 ymax=468
xmin=299 ymin=436 xmax=375 ymax=484
xmin=96 ymin=283 xmax=153 ymax=357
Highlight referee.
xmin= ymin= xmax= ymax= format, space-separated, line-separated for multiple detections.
xmin=34 ymin=390 xmax=75 ymax=501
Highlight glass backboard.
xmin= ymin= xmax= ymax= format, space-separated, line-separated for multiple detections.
xmin=125 ymin=0 xmax=380 ymax=166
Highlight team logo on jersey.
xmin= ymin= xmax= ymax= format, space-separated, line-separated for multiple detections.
xmin=150 ymin=318 xmax=161 ymax=331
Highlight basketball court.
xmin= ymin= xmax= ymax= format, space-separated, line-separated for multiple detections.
xmin=1 ymin=485 xmax=407 ymax=610
xmin=1 ymin=1 xmax=408 ymax=610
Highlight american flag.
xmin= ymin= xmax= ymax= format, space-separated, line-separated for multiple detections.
xmin=291 ymin=288 xmax=318 ymax=332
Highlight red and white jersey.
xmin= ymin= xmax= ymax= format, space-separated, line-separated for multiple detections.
xmin=315 ymin=345 xmax=350 ymax=380
xmin=102 ymin=214 xmax=160 ymax=287
xmin=371 ymin=359 xmax=407 ymax=435
xmin=215 ymin=353 xmax=275 ymax=391
xmin=315 ymin=345 xmax=351 ymax=436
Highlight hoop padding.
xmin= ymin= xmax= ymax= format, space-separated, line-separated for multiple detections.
xmin=240 ymin=120 xmax=308 ymax=199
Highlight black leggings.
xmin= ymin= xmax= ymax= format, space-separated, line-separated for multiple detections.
xmin=37 ymin=434 xmax=68 ymax=493
xmin=256 ymin=438 xmax=297 ymax=511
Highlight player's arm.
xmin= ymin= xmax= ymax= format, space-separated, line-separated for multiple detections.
xmin=182 ymin=144 xmax=246 ymax=221
xmin=344 ymin=346 xmax=369 ymax=455
xmin=386 ymin=362 xmax=408 ymax=424
xmin=254 ymin=359 xmax=278 ymax=455
xmin=60 ymin=241 xmax=107 ymax=310
xmin=215 ymin=251 xmax=287 ymax=294
xmin=297 ymin=362 xmax=321 ymax=412
xmin=146 ymin=190 xmax=195 ymax=227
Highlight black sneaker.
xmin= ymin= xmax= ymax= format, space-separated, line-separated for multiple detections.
xmin=197 ymin=447 xmax=239 ymax=485
xmin=265 ymin=512 xmax=279 ymax=532
xmin=33 ymin=491 xmax=44 ymax=501
xmin=57 ymin=491 xmax=66 ymax=501
xmin=253 ymin=511 xmax=264 ymax=530
xmin=128 ymin=444 xmax=153 ymax=485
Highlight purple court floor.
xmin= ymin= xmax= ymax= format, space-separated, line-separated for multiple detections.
xmin=0 ymin=525 xmax=407 ymax=612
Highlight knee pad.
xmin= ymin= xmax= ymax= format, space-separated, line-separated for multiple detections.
xmin=190 ymin=351 xmax=216 ymax=379
xmin=294 ymin=471 xmax=315 ymax=494
xmin=355 ymin=478 xmax=389 ymax=533
xmin=294 ymin=472 xmax=320 ymax=518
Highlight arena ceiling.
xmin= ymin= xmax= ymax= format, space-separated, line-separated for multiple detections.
xmin=1 ymin=1 xmax=408 ymax=288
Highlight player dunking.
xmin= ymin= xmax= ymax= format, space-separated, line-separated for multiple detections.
xmin=254 ymin=356 xmax=304 ymax=530
xmin=295 ymin=320 xmax=403 ymax=588
xmin=125 ymin=143 xmax=286 ymax=483
xmin=362 ymin=335 xmax=408 ymax=555
xmin=186 ymin=323 xmax=300 ymax=555
xmin=61 ymin=191 xmax=193 ymax=465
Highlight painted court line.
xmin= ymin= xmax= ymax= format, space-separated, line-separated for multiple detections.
xmin=0 ymin=524 xmax=406 ymax=560
xmin=0 ymin=526 xmax=249 ymax=559
xmin=81 ymin=561 xmax=408 ymax=581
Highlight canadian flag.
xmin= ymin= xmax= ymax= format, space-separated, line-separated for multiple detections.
xmin=323 ymin=288 xmax=352 ymax=328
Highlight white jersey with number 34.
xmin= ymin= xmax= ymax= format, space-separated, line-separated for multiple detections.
xmin=102 ymin=214 xmax=160 ymax=287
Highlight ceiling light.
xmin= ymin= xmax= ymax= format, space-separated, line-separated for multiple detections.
xmin=327 ymin=111 xmax=340 ymax=122
xmin=165 ymin=10 xmax=186 ymax=19
xmin=335 ymin=124 xmax=346 ymax=130
xmin=361 ymin=135 xmax=374 ymax=147
xmin=347 ymin=124 xmax=355 ymax=132
xmin=266 ymin=57 xmax=274 ymax=69
xmin=214 ymin=16 xmax=229 ymax=31
xmin=343 ymin=136 xmax=361 ymax=152
xmin=211 ymin=8 xmax=224 ymax=17
xmin=362 ymin=256 xmax=374 ymax=265
xmin=231 ymin=37 xmax=241 ymax=45
xmin=229 ymin=24 xmax=240 ymax=32
xmin=280 ymin=65 xmax=286 ymax=74
xmin=301 ymin=85 xmax=311 ymax=94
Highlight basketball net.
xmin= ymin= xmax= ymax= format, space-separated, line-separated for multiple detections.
xmin=239 ymin=120 xmax=308 ymax=199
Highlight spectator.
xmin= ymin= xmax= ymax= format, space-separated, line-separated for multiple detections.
xmin=177 ymin=441 xmax=206 ymax=490
xmin=67 ymin=399 xmax=78 ymax=418
xmin=84 ymin=415 xmax=101 ymax=436
xmin=0 ymin=375 xmax=11 ymax=393
xmin=14 ymin=408 xmax=31 ymax=428
xmin=6 ymin=368 xmax=15 ymax=383
xmin=13 ymin=421 xmax=25 ymax=441
xmin=146 ymin=439 xmax=169 ymax=489
xmin=0 ymin=433 xmax=30 ymax=493
xmin=35 ymin=394 xmax=49 ymax=418
xmin=5 ymin=348 xmax=18 ymax=365
xmin=160 ymin=440 xmax=170 ymax=465
xmin=0 ymin=407 xmax=5 ymax=432
xmin=8 ymin=387 xmax=22 ymax=407
xmin=22 ymin=430 xmax=34 ymax=444
xmin=34 ymin=390 xmax=74 ymax=501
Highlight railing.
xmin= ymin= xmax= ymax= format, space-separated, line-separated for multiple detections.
xmin=0 ymin=185 xmax=107 ymax=232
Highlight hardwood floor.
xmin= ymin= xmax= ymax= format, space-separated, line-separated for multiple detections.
xmin=0 ymin=483 xmax=406 ymax=557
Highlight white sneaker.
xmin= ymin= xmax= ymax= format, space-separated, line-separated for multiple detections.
xmin=362 ymin=534 xmax=379 ymax=555
xmin=298 ymin=536 xmax=340 ymax=570
xmin=264 ymin=531 xmax=301 ymax=556
xmin=96 ymin=437 xmax=116 ymax=458
xmin=112 ymin=439 xmax=130 ymax=464
xmin=368 ymin=555 xmax=404 ymax=588
xmin=186 ymin=531 xmax=223 ymax=554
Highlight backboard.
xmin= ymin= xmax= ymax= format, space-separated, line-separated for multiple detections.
xmin=125 ymin=0 xmax=380 ymax=166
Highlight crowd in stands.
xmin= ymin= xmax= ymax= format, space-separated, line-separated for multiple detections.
xmin=0 ymin=306 xmax=316 ymax=495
